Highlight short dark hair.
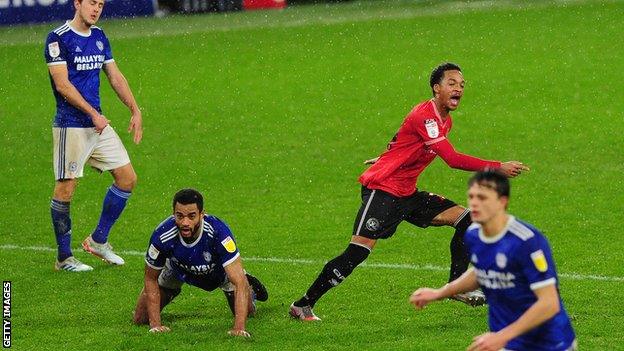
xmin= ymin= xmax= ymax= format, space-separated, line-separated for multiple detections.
xmin=172 ymin=188 xmax=204 ymax=212
xmin=468 ymin=170 xmax=510 ymax=198
xmin=429 ymin=62 xmax=462 ymax=96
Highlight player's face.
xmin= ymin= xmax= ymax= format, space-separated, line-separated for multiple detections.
xmin=434 ymin=70 xmax=465 ymax=111
xmin=173 ymin=203 xmax=203 ymax=238
xmin=467 ymin=183 xmax=507 ymax=224
xmin=75 ymin=0 xmax=104 ymax=26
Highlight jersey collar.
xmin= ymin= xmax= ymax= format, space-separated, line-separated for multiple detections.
xmin=179 ymin=217 xmax=204 ymax=248
xmin=429 ymin=99 xmax=448 ymax=127
xmin=67 ymin=20 xmax=92 ymax=37
xmin=478 ymin=215 xmax=516 ymax=243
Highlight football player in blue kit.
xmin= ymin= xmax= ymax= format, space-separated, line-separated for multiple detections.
xmin=45 ymin=0 xmax=143 ymax=271
xmin=410 ymin=171 xmax=576 ymax=351
xmin=132 ymin=189 xmax=268 ymax=338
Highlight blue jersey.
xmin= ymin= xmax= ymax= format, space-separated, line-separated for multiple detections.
xmin=464 ymin=216 xmax=575 ymax=351
xmin=44 ymin=21 xmax=114 ymax=128
xmin=144 ymin=215 xmax=240 ymax=291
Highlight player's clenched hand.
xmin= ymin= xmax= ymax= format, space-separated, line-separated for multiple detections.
xmin=466 ymin=332 xmax=508 ymax=351
xmin=128 ymin=111 xmax=143 ymax=144
xmin=227 ymin=329 xmax=251 ymax=338
xmin=499 ymin=161 xmax=530 ymax=178
xmin=92 ymin=113 xmax=110 ymax=134
xmin=148 ymin=325 xmax=171 ymax=333
xmin=409 ymin=288 xmax=440 ymax=309
xmin=364 ymin=157 xmax=379 ymax=165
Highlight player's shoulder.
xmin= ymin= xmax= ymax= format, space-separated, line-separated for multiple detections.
xmin=406 ymin=99 xmax=436 ymax=122
xmin=47 ymin=22 xmax=71 ymax=42
xmin=507 ymin=216 xmax=542 ymax=242
xmin=203 ymin=214 xmax=232 ymax=237
xmin=151 ymin=215 xmax=179 ymax=245
xmin=464 ymin=223 xmax=481 ymax=244
xmin=91 ymin=25 xmax=108 ymax=37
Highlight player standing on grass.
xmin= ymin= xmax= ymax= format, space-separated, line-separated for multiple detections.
xmin=290 ymin=63 xmax=529 ymax=321
xmin=410 ymin=170 xmax=576 ymax=351
xmin=132 ymin=189 xmax=268 ymax=337
xmin=45 ymin=0 xmax=143 ymax=271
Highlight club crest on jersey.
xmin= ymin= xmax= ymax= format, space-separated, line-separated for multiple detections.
xmin=221 ymin=237 xmax=236 ymax=253
xmin=202 ymin=251 xmax=212 ymax=262
xmin=365 ymin=217 xmax=380 ymax=231
xmin=96 ymin=40 xmax=104 ymax=51
xmin=48 ymin=42 xmax=60 ymax=58
xmin=496 ymin=253 xmax=507 ymax=269
xmin=530 ymin=250 xmax=548 ymax=272
xmin=424 ymin=119 xmax=439 ymax=138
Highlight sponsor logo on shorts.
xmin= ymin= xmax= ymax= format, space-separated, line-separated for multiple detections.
xmin=69 ymin=161 xmax=77 ymax=173
xmin=365 ymin=218 xmax=380 ymax=231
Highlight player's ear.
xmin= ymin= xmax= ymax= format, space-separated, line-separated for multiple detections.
xmin=433 ymin=83 xmax=441 ymax=96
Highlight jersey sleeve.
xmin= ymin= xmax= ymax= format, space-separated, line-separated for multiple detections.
xmin=411 ymin=113 xmax=447 ymax=146
xmin=430 ymin=139 xmax=502 ymax=171
xmin=102 ymin=33 xmax=114 ymax=64
xmin=519 ymin=234 xmax=558 ymax=291
xmin=44 ymin=32 xmax=67 ymax=66
xmin=211 ymin=218 xmax=240 ymax=267
xmin=144 ymin=229 xmax=168 ymax=270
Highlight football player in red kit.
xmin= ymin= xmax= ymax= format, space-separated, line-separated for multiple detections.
xmin=290 ymin=62 xmax=529 ymax=321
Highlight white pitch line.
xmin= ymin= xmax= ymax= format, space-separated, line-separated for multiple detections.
xmin=1 ymin=244 xmax=623 ymax=283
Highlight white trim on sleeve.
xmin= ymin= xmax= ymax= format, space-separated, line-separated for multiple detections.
xmin=424 ymin=136 xmax=446 ymax=145
xmin=144 ymin=259 xmax=165 ymax=271
xmin=530 ymin=277 xmax=556 ymax=290
xmin=47 ymin=61 xmax=67 ymax=66
xmin=104 ymin=59 xmax=115 ymax=64
xmin=222 ymin=252 xmax=240 ymax=267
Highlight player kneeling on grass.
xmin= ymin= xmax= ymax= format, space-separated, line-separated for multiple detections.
xmin=132 ymin=188 xmax=268 ymax=337
xmin=410 ymin=170 xmax=576 ymax=351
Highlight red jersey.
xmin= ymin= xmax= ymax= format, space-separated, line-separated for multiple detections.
xmin=359 ymin=99 xmax=501 ymax=197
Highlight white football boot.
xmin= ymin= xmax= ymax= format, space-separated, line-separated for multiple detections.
xmin=55 ymin=256 xmax=93 ymax=272
xmin=82 ymin=235 xmax=125 ymax=265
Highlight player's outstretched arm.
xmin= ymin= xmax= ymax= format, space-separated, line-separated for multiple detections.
xmin=363 ymin=157 xmax=380 ymax=165
xmin=142 ymin=266 xmax=170 ymax=333
xmin=48 ymin=65 xmax=109 ymax=132
xmin=410 ymin=268 xmax=479 ymax=309
xmin=103 ymin=61 xmax=143 ymax=144
xmin=468 ymin=284 xmax=560 ymax=351
xmin=499 ymin=161 xmax=530 ymax=178
xmin=224 ymin=258 xmax=252 ymax=338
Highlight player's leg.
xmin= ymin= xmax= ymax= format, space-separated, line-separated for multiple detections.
xmin=83 ymin=126 xmax=134 ymax=265
xmin=221 ymin=276 xmax=259 ymax=317
xmin=51 ymin=127 xmax=93 ymax=272
xmin=134 ymin=260 xmax=182 ymax=324
xmin=290 ymin=187 xmax=401 ymax=321
xmin=405 ymin=192 xmax=485 ymax=306
xmin=431 ymin=205 xmax=472 ymax=282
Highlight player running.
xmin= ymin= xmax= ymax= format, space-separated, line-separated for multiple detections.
xmin=290 ymin=63 xmax=529 ymax=321
xmin=132 ymin=189 xmax=268 ymax=338
xmin=45 ymin=0 xmax=143 ymax=271
xmin=410 ymin=170 xmax=576 ymax=351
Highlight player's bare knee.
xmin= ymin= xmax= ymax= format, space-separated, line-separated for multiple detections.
xmin=113 ymin=167 xmax=137 ymax=191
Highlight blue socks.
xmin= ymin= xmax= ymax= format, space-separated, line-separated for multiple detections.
xmin=91 ymin=184 xmax=131 ymax=244
xmin=51 ymin=199 xmax=72 ymax=261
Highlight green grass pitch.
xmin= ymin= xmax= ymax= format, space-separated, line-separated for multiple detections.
xmin=1 ymin=0 xmax=623 ymax=349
